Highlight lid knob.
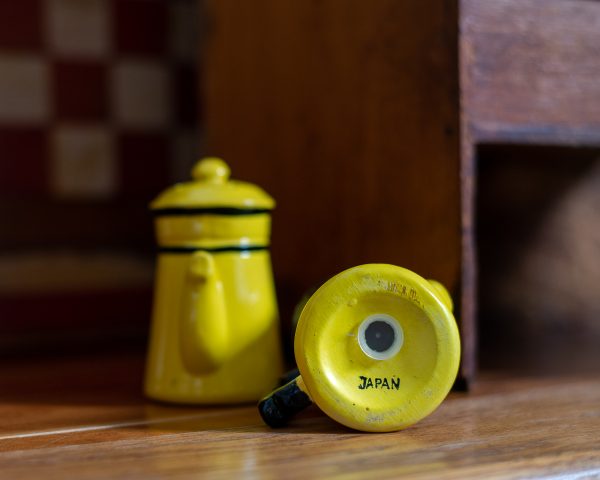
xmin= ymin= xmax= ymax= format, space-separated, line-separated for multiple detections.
xmin=192 ymin=157 xmax=231 ymax=184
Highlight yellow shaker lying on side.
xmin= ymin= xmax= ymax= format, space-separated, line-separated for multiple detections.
xmin=259 ymin=264 xmax=460 ymax=432
xmin=145 ymin=157 xmax=283 ymax=404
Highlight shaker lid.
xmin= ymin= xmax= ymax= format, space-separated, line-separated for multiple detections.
xmin=150 ymin=157 xmax=275 ymax=211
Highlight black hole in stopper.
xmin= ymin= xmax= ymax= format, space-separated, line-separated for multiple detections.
xmin=364 ymin=320 xmax=395 ymax=353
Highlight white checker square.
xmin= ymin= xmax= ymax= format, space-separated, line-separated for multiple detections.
xmin=0 ymin=54 xmax=49 ymax=123
xmin=51 ymin=125 xmax=116 ymax=198
xmin=169 ymin=0 xmax=199 ymax=62
xmin=112 ymin=60 xmax=171 ymax=129
xmin=46 ymin=0 xmax=110 ymax=58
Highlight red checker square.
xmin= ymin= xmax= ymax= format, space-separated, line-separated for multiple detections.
xmin=173 ymin=64 xmax=199 ymax=127
xmin=117 ymin=133 xmax=169 ymax=197
xmin=113 ymin=0 xmax=168 ymax=55
xmin=0 ymin=0 xmax=43 ymax=49
xmin=53 ymin=61 xmax=108 ymax=121
xmin=0 ymin=127 xmax=48 ymax=194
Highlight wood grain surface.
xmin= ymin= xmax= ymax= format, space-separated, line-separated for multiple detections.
xmin=0 ymin=353 xmax=598 ymax=479
xmin=461 ymin=0 xmax=600 ymax=145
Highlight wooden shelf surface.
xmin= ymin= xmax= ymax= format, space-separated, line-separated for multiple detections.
xmin=0 ymin=353 xmax=598 ymax=479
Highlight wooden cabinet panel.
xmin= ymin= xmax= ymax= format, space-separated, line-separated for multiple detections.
xmin=202 ymin=0 xmax=464 ymax=372
xmin=461 ymin=0 xmax=600 ymax=145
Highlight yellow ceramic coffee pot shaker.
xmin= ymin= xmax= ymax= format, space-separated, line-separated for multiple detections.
xmin=145 ymin=157 xmax=283 ymax=404
xmin=259 ymin=264 xmax=460 ymax=431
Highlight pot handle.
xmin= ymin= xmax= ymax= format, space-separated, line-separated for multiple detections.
xmin=258 ymin=375 xmax=313 ymax=428
xmin=180 ymin=251 xmax=229 ymax=374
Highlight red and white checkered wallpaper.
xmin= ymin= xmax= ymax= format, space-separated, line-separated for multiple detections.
xmin=0 ymin=0 xmax=199 ymax=200
xmin=0 ymin=0 xmax=200 ymax=350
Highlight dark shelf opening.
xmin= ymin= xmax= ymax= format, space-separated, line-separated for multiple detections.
xmin=476 ymin=144 xmax=600 ymax=375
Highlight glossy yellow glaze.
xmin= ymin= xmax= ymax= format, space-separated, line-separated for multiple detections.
xmin=145 ymin=158 xmax=283 ymax=404
xmin=294 ymin=264 xmax=460 ymax=432
xmin=154 ymin=214 xmax=271 ymax=249
xmin=151 ymin=157 xmax=275 ymax=210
